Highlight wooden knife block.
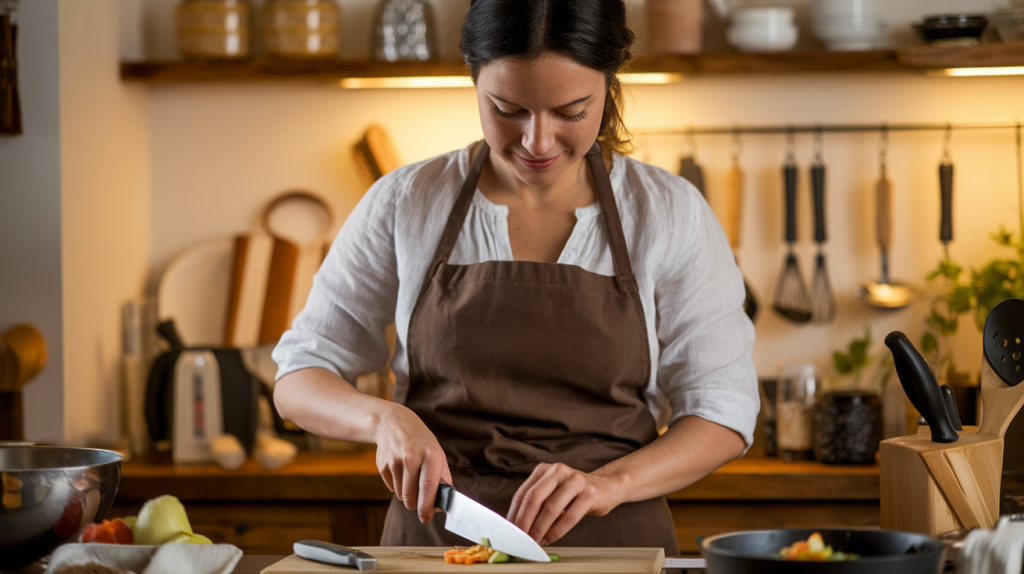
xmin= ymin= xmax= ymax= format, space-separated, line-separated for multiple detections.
xmin=880 ymin=427 xmax=1001 ymax=535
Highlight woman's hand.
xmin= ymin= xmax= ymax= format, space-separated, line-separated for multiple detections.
xmin=375 ymin=404 xmax=453 ymax=525
xmin=506 ymin=463 xmax=622 ymax=546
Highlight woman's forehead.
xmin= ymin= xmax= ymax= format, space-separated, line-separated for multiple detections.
xmin=477 ymin=52 xmax=605 ymax=103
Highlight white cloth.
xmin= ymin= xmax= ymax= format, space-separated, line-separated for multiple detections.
xmin=960 ymin=516 xmax=1024 ymax=574
xmin=272 ymin=144 xmax=759 ymax=447
xmin=44 ymin=543 xmax=242 ymax=574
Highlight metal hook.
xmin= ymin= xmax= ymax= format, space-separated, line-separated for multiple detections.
xmin=785 ymin=126 xmax=796 ymax=164
xmin=813 ymin=125 xmax=824 ymax=164
xmin=879 ymin=123 xmax=888 ymax=172
xmin=731 ymin=127 xmax=742 ymax=166
xmin=942 ymin=122 xmax=953 ymax=163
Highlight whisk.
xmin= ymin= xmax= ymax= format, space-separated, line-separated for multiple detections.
xmin=810 ymin=128 xmax=836 ymax=324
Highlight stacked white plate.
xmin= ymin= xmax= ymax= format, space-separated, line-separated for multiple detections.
xmin=810 ymin=0 xmax=885 ymax=51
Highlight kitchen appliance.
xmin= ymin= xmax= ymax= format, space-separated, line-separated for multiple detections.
xmin=700 ymin=528 xmax=945 ymax=574
xmin=857 ymin=127 xmax=917 ymax=309
xmin=263 ymin=547 xmax=665 ymax=573
xmin=435 ymin=483 xmax=550 ymax=562
xmin=772 ymin=134 xmax=812 ymax=323
xmin=372 ymin=0 xmax=436 ymax=62
xmin=0 ymin=446 xmax=123 ymax=569
xmin=881 ymin=299 xmax=1024 ymax=535
xmin=809 ymin=130 xmax=835 ymax=324
xmin=146 ymin=321 xmax=263 ymax=462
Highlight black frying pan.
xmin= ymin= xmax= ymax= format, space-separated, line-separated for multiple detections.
xmin=701 ymin=528 xmax=945 ymax=574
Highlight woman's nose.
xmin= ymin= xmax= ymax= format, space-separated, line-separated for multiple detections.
xmin=522 ymin=114 xmax=555 ymax=158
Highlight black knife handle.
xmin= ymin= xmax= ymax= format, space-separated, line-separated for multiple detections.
xmin=884 ymin=331 xmax=959 ymax=443
xmin=941 ymin=385 xmax=963 ymax=431
xmin=784 ymin=163 xmax=798 ymax=243
xmin=939 ymin=162 xmax=953 ymax=243
xmin=812 ymin=163 xmax=826 ymax=243
xmin=436 ymin=483 xmax=454 ymax=512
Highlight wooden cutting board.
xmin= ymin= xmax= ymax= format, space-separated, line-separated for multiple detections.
xmin=261 ymin=547 xmax=665 ymax=574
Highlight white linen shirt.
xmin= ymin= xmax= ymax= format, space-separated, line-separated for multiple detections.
xmin=272 ymin=143 xmax=760 ymax=447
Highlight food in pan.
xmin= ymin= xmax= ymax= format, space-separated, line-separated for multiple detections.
xmin=777 ymin=532 xmax=859 ymax=561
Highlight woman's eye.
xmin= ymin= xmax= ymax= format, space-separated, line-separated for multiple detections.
xmin=491 ymin=106 xmax=522 ymax=118
xmin=561 ymin=110 xmax=588 ymax=123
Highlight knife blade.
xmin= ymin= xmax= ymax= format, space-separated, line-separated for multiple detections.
xmin=294 ymin=540 xmax=377 ymax=571
xmin=435 ymin=483 xmax=551 ymax=562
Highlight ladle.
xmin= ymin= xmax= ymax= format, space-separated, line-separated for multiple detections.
xmin=858 ymin=127 xmax=918 ymax=309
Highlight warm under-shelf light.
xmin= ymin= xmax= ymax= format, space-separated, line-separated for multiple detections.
xmin=340 ymin=72 xmax=683 ymax=89
xmin=931 ymin=66 xmax=1024 ymax=77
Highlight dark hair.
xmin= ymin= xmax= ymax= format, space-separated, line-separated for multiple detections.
xmin=460 ymin=0 xmax=635 ymax=155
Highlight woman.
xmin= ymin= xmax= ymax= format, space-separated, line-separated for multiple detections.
xmin=272 ymin=0 xmax=758 ymax=553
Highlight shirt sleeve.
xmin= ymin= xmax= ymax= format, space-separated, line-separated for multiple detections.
xmin=271 ymin=173 xmax=401 ymax=385
xmin=652 ymin=174 xmax=760 ymax=449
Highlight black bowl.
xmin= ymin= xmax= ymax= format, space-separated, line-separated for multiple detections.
xmin=701 ymin=528 xmax=946 ymax=574
xmin=914 ymin=14 xmax=988 ymax=43
xmin=0 ymin=446 xmax=123 ymax=569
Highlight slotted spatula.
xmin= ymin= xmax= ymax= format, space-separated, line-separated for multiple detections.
xmin=979 ymin=298 xmax=1024 ymax=438
xmin=772 ymin=159 xmax=812 ymax=323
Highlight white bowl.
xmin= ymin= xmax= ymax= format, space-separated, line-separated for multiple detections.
xmin=728 ymin=22 xmax=798 ymax=52
xmin=814 ymin=0 xmax=878 ymax=15
xmin=812 ymin=19 xmax=884 ymax=50
xmin=732 ymin=7 xmax=795 ymax=25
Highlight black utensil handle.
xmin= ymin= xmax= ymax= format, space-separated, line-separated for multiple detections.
xmin=940 ymin=385 xmax=963 ymax=431
xmin=812 ymin=163 xmax=826 ymax=243
xmin=436 ymin=483 xmax=454 ymax=512
xmin=884 ymin=331 xmax=959 ymax=443
xmin=784 ymin=163 xmax=798 ymax=243
xmin=939 ymin=162 xmax=953 ymax=243
xmin=157 ymin=319 xmax=185 ymax=351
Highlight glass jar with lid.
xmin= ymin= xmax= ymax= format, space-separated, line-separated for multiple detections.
xmin=776 ymin=364 xmax=816 ymax=461
xmin=176 ymin=0 xmax=251 ymax=60
xmin=262 ymin=0 xmax=341 ymax=59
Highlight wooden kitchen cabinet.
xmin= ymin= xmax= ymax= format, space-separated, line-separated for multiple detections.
xmin=111 ymin=451 xmax=879 ymax=555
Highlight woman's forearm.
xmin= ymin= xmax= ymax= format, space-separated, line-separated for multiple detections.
xmin=273 ymin=367 xmax=399 ymax=444
xmin=592 ymin=415 xmax=746 ymax=505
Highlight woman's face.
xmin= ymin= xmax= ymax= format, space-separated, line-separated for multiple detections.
xmin=475 ymin=51 xmax=606 ymax=188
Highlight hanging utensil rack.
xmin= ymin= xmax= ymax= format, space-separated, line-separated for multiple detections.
xmin=636 ymin=121 xmax=1022 ymax=136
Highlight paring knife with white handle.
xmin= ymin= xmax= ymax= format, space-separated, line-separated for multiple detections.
xmin=435 ymin=483 xmax=551 ymax=562
xmin=294 ymin=540 xmax=377 ymax=571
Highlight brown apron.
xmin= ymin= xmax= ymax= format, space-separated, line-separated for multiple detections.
xmin=381 ymin=141 xmax=678 ymax=553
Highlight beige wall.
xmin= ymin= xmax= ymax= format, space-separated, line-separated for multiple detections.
xmin=59 ymin=0 xmax=151 ymax=446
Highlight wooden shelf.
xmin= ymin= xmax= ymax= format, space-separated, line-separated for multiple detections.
xmin=120 ymin=42 xmax=1024 ymax=83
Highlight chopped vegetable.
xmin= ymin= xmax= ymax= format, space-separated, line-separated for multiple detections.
xmin=131 ymin=495 xmax=212 ymax=545
xmin=778 ymin=532 xmax=858 ymax=561
xmin=444 ymin=544 xmax=496 ymax=564
xmin=80 ymin=518 xmax=134 ymax=544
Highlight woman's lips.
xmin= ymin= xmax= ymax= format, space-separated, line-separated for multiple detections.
xmin=517 ymin=154 xmax=559 ymax=170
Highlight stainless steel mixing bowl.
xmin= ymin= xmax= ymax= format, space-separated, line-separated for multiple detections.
xmin=0 ymin=446 xmax=123 ymax=569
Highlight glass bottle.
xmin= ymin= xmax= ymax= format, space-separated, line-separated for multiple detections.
xmin=176 ymin=0 xmax=251 ymax=60
xmin=777 ymin=364 xmax=816 ymax=461
xmin=0 ymin=0 xmax=21 ymax=135
xmin=263 ymin=0 xmax=341 ymax=59
xmin=372 ymin=0 xmax=436 ymax=62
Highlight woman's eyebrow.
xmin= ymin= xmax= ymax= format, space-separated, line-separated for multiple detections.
xmin=487 ymin=93 xmax=593 ymax=108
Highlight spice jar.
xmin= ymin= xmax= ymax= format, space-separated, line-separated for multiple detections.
xmin=372 ymin=0 xmax=436 ymax=62
xmin=177 ymin=0 xmax=251 ymax=60
xmin=776 ymin=364 xmax=816 ymax=461
xmin=814 ymin=390 xmax=882 ymax=465
xmin=263 ymin=0 xmax=341 ymax=59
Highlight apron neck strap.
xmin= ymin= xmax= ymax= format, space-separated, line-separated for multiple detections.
xmin=429 ymin=140 xmax=636 ymax=291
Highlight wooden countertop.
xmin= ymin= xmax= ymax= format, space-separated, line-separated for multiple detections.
xmin=118 ymin=451 xmax=879 ymax=503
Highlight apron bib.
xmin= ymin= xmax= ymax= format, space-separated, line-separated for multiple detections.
xmin=381 ymin=142 xmax=678 ymax=553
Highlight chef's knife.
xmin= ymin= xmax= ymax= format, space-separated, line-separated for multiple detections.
xmin=436 ymin=483 xmax=551 ymax=562
xmin=294 ymin=540 xmax=377 ymax=571
xmin=884 ymin=331 xmax=959 ymax=443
